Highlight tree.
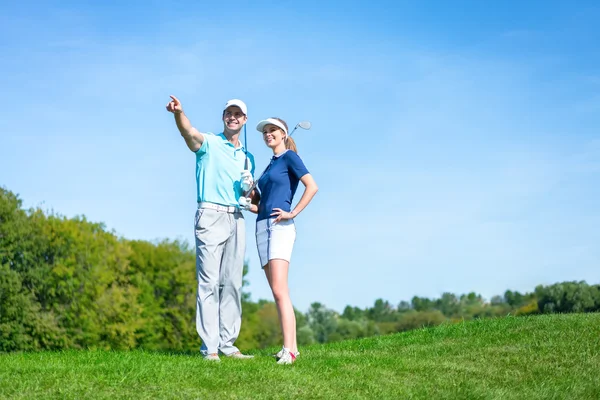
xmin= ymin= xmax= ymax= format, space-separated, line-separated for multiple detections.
xmin=307 ymin=302 xmax=337 ymax=343
xmin=411 ymin=296 xmax=434 ymax=312
xmin=397 ymin=301 xmax=411 ymax=313
xmin=435 ymin=292 xmax=460 ymax=317
xmin=367 ymin=299 xmax=395 ymax=322
xmin=253 ymin=302 xmax=282 ymax=348
xmin=0 ymin=263 xmax=65 ymax=351
xmin=536 ymin=281 xmax=599 ymax=313
xmin=127 ymin=239 xmax=196 ymax=351
xmin=504 ymin=290 xmax=525 ymax=307
xmin=342 ymin=306 xmax=364 ymax=321
xmin=297 ymin=325 xmax=315 ymax=346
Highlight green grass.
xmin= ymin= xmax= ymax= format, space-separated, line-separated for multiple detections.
xmin=1 ymin=314 xmax=599 ymax=399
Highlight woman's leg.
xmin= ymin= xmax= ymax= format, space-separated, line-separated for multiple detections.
xmin=263 ymin=264 xmax=283 ymax=336
xmin=267 ymin=259 xmax=297 ymax=353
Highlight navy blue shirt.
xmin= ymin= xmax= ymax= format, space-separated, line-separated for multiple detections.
xmin=257 ymin=150 xmax=309 ymax=222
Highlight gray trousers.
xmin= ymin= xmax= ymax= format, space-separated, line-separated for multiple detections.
xmin=194 ymin=207 xmax=245 ymax=355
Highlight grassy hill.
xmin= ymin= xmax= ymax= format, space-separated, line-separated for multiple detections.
xmin=1 ymin=313 xmax=598 ymax=399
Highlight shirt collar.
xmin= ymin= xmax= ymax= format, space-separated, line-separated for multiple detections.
xmin=273 ymin=149 xmax=289 ymax=158
xmin=218 ymin=132 xmax=245 ymax=150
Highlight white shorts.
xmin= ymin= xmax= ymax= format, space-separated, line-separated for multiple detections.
xmin=256 ymin=218 xmax=296 ymax=267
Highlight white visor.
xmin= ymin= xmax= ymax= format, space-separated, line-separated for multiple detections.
xmin=256 ymin=118 xmax=288 ymax=136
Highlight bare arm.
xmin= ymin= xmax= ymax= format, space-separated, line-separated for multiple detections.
xmin=290 ymin=174 xmax=318 ymax=218
xmin=166 ymin=95 xmax=204 ymax=152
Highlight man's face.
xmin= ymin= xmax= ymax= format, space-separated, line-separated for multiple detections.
xmin=223 ymin=106 xmax=247 ymax=131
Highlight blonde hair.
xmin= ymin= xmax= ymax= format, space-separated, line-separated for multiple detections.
xmin=286 ymin=136 xmax=298 ymax=153
xmin=272 ymin=117 xmax=298 ymax=153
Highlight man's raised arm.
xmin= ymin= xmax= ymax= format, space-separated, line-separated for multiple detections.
xmin=166 ymin=95 xmax=204 ymax=152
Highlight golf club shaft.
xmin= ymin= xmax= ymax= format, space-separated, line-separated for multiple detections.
xmin=244 ymin=124 xmax=249 ymax=170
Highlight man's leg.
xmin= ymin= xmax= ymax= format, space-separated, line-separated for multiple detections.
xmin=218 ymin=211 xmax=246 ymax=355
xmin=195 ymin=208 xmax=229 ymax=357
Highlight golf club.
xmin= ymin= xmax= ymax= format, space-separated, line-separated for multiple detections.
xmin=244 ymin=124 xmax=249 ymax=170
xmin=288 ymin=121 xmax=312 ymax=137
xmin=243 ymin=120 xmax=311 ymax=197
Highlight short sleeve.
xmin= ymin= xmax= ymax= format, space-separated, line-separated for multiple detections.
xmin=285 ymin=151 xmax=309 ymax=180
xmin=195 ymin=132 xmax=214 ymax=156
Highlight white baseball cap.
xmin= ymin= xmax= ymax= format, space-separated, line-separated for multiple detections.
xmin=256 ymin=118 xmax=288 ymax=135
xmin=224 ymin=99 xmax=247 ymax=116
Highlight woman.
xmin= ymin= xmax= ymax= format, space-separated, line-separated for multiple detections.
xmin=240 ymin=117 xmax=318 ymax=364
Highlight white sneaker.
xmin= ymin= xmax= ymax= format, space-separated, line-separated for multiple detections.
xmin=203 ymin=353 xmax=220 ymax=362
xmin=226 ymin=351 xmax=254 ymax=359
xmin=274 ymin=347 xmax=300 ymax=359
xmin=276 ymin=348 xmax=297 ymax=365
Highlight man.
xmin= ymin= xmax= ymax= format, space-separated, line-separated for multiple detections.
xmin=166 ymin=95 xmax=255 ymax=361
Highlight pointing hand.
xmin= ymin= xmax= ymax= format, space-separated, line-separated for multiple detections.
xmin=166 ymin=95 xmax=183 ymax=114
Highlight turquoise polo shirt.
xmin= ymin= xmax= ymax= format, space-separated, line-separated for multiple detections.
xmin=195 ymin=132 xmax=255 ymax=207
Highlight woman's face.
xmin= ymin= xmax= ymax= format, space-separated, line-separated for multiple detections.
xmin=262 ymin=124 xmax=286 ymax=149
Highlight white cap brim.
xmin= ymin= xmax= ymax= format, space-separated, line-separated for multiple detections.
xmin=256 ymin=118 xmax=288 ymax=135
xmin=224 ymin=99 xmax=247 ymax=116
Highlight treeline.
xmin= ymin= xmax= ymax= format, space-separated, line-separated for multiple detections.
xmin=1 ymin=187 xmax=599 ymax=352
xmin=323 ymin=279 xmax=600 ymax=342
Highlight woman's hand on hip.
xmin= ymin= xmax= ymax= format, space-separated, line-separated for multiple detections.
xmin=271 ymin=208 xmax=294 ymax=223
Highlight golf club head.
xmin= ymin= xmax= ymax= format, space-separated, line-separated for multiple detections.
xmin=298 ymin=121 xmax=311 ymax=130
xmin=289 ymin=121 xmax=312 ymax=137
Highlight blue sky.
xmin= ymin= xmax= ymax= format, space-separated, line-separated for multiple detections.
xmin=1 ymin=1 xmax=599 ymax=313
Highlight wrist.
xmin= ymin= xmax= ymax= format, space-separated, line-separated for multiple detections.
xmin=290 ymin=210 xmax=297 ymax=217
